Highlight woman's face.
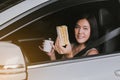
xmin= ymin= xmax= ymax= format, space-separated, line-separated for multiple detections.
xmin=74 ymin=18 xmax=91 ymax=44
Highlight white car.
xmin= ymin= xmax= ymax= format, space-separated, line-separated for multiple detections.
xmin=0 ymin=0 xmax=120 ymax=80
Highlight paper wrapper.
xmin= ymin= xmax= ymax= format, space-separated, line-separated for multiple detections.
xmin=56 ymin=25 xmax=69 ymax=46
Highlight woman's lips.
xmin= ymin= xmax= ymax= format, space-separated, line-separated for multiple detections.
xmin=77 ymin=35 xmax=85 ymax=39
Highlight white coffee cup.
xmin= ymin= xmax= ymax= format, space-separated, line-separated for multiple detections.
xmin=43 ymin=39 xmax=54 ymax=53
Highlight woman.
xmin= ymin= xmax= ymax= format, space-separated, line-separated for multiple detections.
xmin=40 ymin=14 xmax=99 ymax=60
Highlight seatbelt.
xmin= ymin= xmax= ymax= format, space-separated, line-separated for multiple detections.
xmin=74 ymin=27 xmax=120 ymax=57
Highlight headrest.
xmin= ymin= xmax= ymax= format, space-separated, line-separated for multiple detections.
xmin=98 ymin=8 xmax=113 ymax=29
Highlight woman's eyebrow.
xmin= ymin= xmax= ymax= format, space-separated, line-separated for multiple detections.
xmin=83 ymin=25 xmax=89 ymax=28
xmin=75 ymin=24 xmax=80 ymax=27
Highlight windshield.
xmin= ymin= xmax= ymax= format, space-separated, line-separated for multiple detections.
xmin=0 ymin=0 xmax=24 ymax=12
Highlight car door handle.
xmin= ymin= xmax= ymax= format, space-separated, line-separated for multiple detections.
xmin=115 ymin=70 xmax=120 ymax=76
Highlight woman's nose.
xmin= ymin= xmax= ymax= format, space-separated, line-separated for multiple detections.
xmin=78 ymin=28 xmax=83 ymax=33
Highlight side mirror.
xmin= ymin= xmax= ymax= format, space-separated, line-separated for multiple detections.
xmin=0 ymin=42 xmax=27 ymax=80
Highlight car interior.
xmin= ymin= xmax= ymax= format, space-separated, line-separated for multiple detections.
xmin=98 ymin=8 xmax=120 ymax=54
xmin=1 ymin=1 xmax=120 ymax=65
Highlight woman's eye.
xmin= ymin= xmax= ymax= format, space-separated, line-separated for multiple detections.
xmin=83 ymin=27 xmax=88 ymax=30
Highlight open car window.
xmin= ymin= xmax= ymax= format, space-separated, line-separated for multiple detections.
xmin=1 ymin=0 xmax=120 ymax=65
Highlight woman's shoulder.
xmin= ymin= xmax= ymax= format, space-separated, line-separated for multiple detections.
xmin=86 ymin=48 xmax=99 ymax=56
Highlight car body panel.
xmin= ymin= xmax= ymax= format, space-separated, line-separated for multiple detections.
xmin=27 ymin=53 xmax=120 ymax=80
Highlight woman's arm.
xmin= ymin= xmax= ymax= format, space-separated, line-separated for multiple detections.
xmin=47 ymin=49 xmax=56 ymax=60
xmin=39 ymin=45 xmax=56 ymax=61
xmin=86 ymin=48 xmax=99 ymax=56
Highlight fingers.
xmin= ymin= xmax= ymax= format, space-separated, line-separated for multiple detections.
xmin=38 ymin=45 xmax=43 ymax=51
xmin=49 ymin=36 xmax=70 ymax=55
xmin=54 ymin=36 xmax=65 ymax=54
xmin=39 ymin=41 xmax=54 ymax=53
xmin=55 ymin=37 xmax=61 ymax=53
xmin=51 ymin=41 xmax=55 ymax=50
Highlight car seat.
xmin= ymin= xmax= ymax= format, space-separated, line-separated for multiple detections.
xmin=98 ymin=8 xmax=120 ymax=54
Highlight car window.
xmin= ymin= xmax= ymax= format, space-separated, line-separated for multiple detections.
xmin=1 ymin=0 xmax=120 ymax=65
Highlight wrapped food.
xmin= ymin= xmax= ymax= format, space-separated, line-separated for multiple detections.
xmin=56 ymin=25 xmax=69 ymax=46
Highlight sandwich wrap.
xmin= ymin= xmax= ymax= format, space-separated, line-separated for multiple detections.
xmin=56 ymin=25 xmax=69 ymax=46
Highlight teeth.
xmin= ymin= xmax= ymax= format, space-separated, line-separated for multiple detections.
xmin=78 ymin=37 xmax=83 ymax=39
xmin=78 ymin=36 xmax=85 ymax=39
xmin=77 ymin=36 xmax=84 ymax=38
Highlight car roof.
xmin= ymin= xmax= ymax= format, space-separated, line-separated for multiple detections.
xmin=0 ymin=0 xmax=52 ymax=29
xmin=0 ymin=0 xmax=110 ymax=29
xmin=0 ymin=0 xmax=24 ymax=12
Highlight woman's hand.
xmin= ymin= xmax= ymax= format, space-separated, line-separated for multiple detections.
xmin=39 ymin=43 xmax=56 ymax=61
xmin=54 ymin=37 xmax=73 ymax=58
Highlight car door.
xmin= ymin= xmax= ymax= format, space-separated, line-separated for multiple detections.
xmin=0 ymin=0 xmax=120 ymax=80
xmin=28 ymin=54 xmax=120 ymax=80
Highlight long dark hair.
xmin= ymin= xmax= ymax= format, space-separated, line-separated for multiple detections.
xmin=75 ymin=14 xmax=99 ymax=46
